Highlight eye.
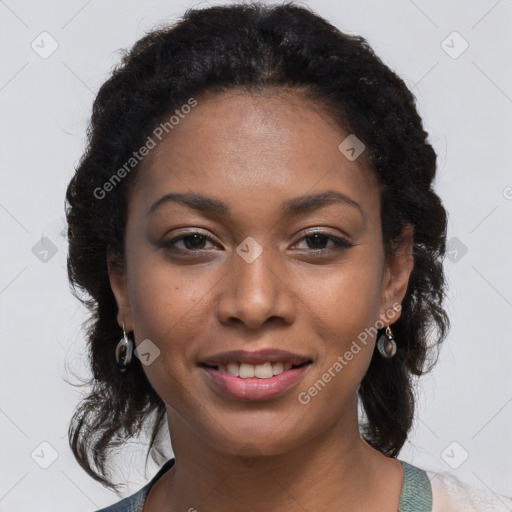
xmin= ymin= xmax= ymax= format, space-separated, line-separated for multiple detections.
xmin=161 ymin=230 xmax=354 ymax=255
xmin=162 ymin=231 xmax=218 ymax=252
xmin=294 ymin=232 xmax=354 ymax=252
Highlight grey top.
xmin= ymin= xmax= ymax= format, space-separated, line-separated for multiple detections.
xmin=94 ymin=458 xmax=432 ymax=512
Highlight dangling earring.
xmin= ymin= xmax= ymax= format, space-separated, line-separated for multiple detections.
xmin=377 ymin=326 xmax=397 ymax=358
xmin=115 ymin=323 xmax=134 ymax=372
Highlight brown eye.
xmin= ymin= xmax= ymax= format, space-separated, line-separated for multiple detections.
xmin=163 ymin=232 xmax=218 ymax=252
xmin=295 ymin=232 xmax=354 ymax=252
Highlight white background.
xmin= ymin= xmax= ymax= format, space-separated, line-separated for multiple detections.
xmin=0 ymin=0 xmax=511 ymax=510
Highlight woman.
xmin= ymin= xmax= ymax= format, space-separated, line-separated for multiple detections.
xmin=65 ymin=2 xmax=511 ymax=511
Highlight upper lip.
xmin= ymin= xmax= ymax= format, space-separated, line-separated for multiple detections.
xmin=199 ymin=349 xmax=312 ymax=366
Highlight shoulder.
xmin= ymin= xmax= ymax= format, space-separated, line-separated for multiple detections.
xmin=92 ymin=488 xmax=146 ymax=512
xmin=91 ymin=458 xmax=176 ymax=512
xmin=426 ymin=468 xmax=512 ymax=512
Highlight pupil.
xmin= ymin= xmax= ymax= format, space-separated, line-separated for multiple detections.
xmin=184 ymin=234 xmax=205 ymax=250
xmin=307 ymin=234 xmax=327 ymax=249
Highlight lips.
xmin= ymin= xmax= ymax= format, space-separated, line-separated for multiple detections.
xmin=200 ymin=363 xmax=312 ymax=401
xmin=198 ymin=348 xmax=313 ymax=401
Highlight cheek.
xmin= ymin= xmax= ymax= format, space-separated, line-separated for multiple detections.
xmin=298 ymin=249 xmax=384 ymax=331
xmin=295 ymin=251 xmax=383 ymax=386
xmin=125 ymin=258 xmax=212 ymax=407
xmin=126 ymin=251 xmax=219 ymax=365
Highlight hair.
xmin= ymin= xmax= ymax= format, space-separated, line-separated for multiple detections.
xmin=65 ymin=1 xmax=449 ymax=492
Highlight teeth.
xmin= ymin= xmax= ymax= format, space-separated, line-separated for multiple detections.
xmin=272 ymin=362 xmax=284 ymax=375
xmin=239 ymin=363 xmax=255 ymax=378
xmin=216 ymin=361 xmax=298 ymax=379
xmin=254 ymin=362 xmax=273 ymax=378
xmin=226 ymin=362 xmax=239 ymax=377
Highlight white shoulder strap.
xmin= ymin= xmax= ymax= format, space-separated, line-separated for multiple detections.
xmin=428 ymin=470 xmax=512 ymax=512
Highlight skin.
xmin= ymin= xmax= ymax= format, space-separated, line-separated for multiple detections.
xmin=108 ymin=88 xmax=414 ymax=512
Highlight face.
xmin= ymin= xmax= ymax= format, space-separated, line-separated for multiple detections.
xmin=109 ymin=89 xmax=413 ymax=458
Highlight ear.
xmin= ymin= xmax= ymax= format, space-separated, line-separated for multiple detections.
xmin=107 ymin=248 xmax=134 ymax=332
xmin=378 ymin=223 xmax=414 ymax=324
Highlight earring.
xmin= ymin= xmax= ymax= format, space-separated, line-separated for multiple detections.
xmin=377 ymin=326 xmax=397 ymax=358
xmin=115 ymin=323 xmax=134 ymax=372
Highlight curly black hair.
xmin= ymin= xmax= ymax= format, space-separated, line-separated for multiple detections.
xmin=65 ymin=1 xmax=449 ymax=492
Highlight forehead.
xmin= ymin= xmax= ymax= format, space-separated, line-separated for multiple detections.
xmin=131 ymin=89 xmax=378 ymax=217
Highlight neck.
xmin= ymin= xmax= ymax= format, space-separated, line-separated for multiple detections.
xmin=147 ymin=401 xmax=403 ymax=512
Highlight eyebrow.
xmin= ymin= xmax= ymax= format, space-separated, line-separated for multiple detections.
xmin=148 ymin=190 xmax=364 ymax=219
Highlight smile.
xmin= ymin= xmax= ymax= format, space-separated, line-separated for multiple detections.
xmin=201 ymin=361 xmax=311 ymax=379
xmin=199 ymin=361 xmax=312 ymax=401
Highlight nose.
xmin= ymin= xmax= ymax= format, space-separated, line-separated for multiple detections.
xmin=216 ymin=245 xmax=296 ymax=330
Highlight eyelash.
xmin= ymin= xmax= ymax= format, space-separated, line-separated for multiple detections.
xmin=162 ymin=230 xmax=354 ymax=254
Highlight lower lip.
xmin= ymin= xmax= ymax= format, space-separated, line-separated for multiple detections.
xmin=200 ymin=364 xmax=311 ymax=401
